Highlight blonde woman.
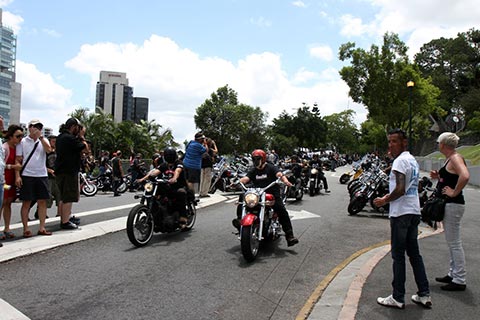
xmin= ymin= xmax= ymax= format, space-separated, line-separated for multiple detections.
xmin=430 ymin=132 xmax=470 ymax=291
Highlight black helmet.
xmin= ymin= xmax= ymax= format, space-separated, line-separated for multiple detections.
xmin=164 ymin=147 xmax=177 ymax=163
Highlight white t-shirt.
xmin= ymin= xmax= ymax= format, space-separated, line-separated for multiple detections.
xmin=16 ymin=136 xmax=48 ymax=177
xmin=388 ymin=151 xmax=420 ymax=218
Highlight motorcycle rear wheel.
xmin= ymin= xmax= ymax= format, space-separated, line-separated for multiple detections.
xmin=81 ymin=183 xmax=98 ymax=197
xmin=241 ymin=221 xmax=260 ymax=262
xmin=126 ymin=204 xmax=154 ymax=247
xmin=117 ymin=181 xmax=128 ymax=193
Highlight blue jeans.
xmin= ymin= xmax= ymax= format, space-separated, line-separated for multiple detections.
xmin=390 ymin=214 xmax=430 ymax=303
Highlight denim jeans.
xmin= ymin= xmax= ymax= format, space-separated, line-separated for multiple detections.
xmin=444 ymin=203 xmax=466 ymax=285
xmin=390 ymin=214 xmax=430 ymax=303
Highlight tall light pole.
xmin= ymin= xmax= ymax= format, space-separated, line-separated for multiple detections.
xmin=407 ymin=80 xmax=415 ymax=152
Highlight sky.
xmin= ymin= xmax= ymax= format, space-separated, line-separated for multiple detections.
xmin=1 ymin=0 xmax=478 ymax=146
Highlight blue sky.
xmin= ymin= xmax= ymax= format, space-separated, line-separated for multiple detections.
xmin=1 ymin=0 xmax=478 ymax=145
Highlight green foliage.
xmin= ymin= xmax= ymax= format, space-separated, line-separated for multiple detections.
xmin=323 ymin=109 xmax=360 ymax=153
xmin=194 ymin=85 xmax=268 ymax=154
xmin=68 ymin=107 xmax=176 ymax=159
xmin=359 ymin=119 xmax=388 ymax=152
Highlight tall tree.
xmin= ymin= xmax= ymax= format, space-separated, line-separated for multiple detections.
xmin=195 ymin=85 xmax=268 ymax=154
xmin=339 ymin=33 xmax=440 ymax=142
xmin=323 ymin=109 xmax=360 ymax=153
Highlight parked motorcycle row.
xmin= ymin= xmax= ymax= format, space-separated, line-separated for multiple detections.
xmin=345 ymin=156 xmax=434 ymax=216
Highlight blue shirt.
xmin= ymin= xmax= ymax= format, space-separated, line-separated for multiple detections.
xmin=183 ymin=140 xmax=206 ymax=169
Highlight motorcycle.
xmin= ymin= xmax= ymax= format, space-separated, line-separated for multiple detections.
xmin=308 ymin=163 xmax=324 ymax=196
xmin=79 ymin=172 xmax=98 ymax=197
xmin=126 ymin=174 xmax=197 ymax=247
xmin=91 ymin=169 xmax=128 ymax=194
xmin=281 ymin=170 xmax=303 ymax=202
xmin=209 ymin=158 xmax=245 ymax=194
xmin=347 ymin=169 xmax=389 ymax=215
xmin=236 ymin=175 xmax=285 ymax=262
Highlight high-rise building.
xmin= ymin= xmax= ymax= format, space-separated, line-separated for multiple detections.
xmin=0 ymin=9 xmax=21 ymax=126
xmin=95 ymin=71 xmax=149 ymax=124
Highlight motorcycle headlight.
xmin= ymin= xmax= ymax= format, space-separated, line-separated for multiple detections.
xmin=311 ymin=168 xmax=318 ymax=175
xmin=144 ymin=182 xmax=154 ymax=192
xmin=245 ymin=193 xmax=259 ymax=208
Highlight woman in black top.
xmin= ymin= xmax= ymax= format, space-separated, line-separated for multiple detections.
xmin=430 ymin=132 xmax=470 ymax=291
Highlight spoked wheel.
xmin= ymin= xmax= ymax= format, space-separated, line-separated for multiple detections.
xmin=81 ymin=183 xmax=98 ymax=197
xmin=126 ymin=204 xmax=154 ymax=247
xmin=181 ymin=201 xmax=197 ymax=232
xmin=241 ymin=220 xmax=260 ymax=262
xmin=295 ymin=188 xmax=304 ymax=201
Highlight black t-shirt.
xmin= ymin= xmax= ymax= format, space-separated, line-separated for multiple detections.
xmin=246 ymin=163 xmax=280 ymax=196
xmin=158 ymin=160 xmax=187 ymax=189
xmin=112 ymin=157 xmax=122 ymax=177
xmin=54 ymin=132 xmax=85 ymax=174
xmin=46 ymin=151 xmax=56 ymax=178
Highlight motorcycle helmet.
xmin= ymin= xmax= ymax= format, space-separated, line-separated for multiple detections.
xmin=251 ymin=149 xmax=267 ymax=169
xmin=164 ymin=147 xmax=178 ymax=163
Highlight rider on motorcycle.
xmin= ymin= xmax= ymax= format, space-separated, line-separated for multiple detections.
xmin=308 ymin=153 xmax=331 ymax=193
xmin=137 ymin=147 xmax=190 ymax=227
xmin=232 ymin=149 xmax=299 ymax=247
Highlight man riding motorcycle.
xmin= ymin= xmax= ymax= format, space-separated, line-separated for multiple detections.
xmin=137 ymin=147 xmax=190 ymax=227
xmin=308 ymin=153 xmax=331 ymax=193
xmin=232 ymin=149 xmax=299 ymax=247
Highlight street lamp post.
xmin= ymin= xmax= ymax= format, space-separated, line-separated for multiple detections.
xmin=407 ymin=80 xmax=415 ymax=152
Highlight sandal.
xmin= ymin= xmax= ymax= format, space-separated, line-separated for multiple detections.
xmin=3 ymin=231 xmax=15 ymax=239
xmin=23 ymin=230 xmax=33 ymax=238
xmin=37 ymin=229 xmax=53 ymax=236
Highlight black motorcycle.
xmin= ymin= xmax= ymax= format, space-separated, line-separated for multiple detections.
xmin=91 ymin=169 xmax=128 ymax=194
xmin=126 ymin=175 xmax=197 ymax=247
xmin=308 ymin=163 xmax=324 ymax=196
xmin=281 ymin=170 xmax=303 ymax=202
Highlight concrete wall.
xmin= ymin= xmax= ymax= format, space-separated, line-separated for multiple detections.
xmin=416 ymin=157 xmax=479 ymax=187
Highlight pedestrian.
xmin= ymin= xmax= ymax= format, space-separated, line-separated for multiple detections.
xmin=0 ymin=117 xmax=7 ymax=246
xmin=430 ymin=132 xmax=470 ymax=291
xmin=15 ymin=119 xmax=53 ymax=237
xmin=1 ymin=124 xmax=24 ymax=242
xmin=111 ymin=150 xmax=124 ymax=197
xmin=183 ymin=132 xmax=207 ymax=197
xmin=199 ymin=138 xmax=215 ymax=197
xmin=129 ymin=153 xmax=145 ymax=191
xmin=373 ymin=128 xmax=431 ymax=309
xmin=55 ymin=118 xmax=89 ymax=230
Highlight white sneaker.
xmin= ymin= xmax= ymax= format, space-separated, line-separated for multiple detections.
xmin=377 ymin=295 xmax=405 ymax=309
xmin=411 ymin=294 xmax=432 ymax=308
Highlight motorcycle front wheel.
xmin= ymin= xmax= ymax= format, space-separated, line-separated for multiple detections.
xmin=181 ymin=201 xmax=197 ymax=232
xmin=339 ymin=173 xmax=351 ymax=184
xmin=348 ymin=196 xmax=366 ymax=215
xmin=81 ymin=183 xmax=98 ymax=197
xmin=117 ymin=181 xmax=128 ymax=193
xmin=241 ymin=221 xmax=260 ymax=262
xmin=126 ymin=204 xmax=154 ymax=247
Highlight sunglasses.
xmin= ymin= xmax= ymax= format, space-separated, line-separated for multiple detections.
xmin=14 ymin=134 xmax=23 ymax=138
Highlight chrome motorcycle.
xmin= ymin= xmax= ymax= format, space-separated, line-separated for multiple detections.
xmin=236 ymin=175 xmax=285 ymax=262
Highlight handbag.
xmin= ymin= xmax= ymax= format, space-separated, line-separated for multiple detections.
xmin=421 ymin=192 xmax=446 ymax=227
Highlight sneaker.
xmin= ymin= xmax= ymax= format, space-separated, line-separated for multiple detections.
xmin=441 ymin=282 xmax=466 ymax=291
xmin=377 ymin=295 xmax=405 ymax=309
xmin=70 ymin=216 xmax=81 ymax=225
xmin=411 ymin=294 xmax=432 ymax=308
xmin=60 ymin=221 xmax=78 ymax=230
xmin=435 ymin=275 xmax=452 ymax=283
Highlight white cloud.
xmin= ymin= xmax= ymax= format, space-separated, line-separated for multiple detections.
xmin=61 ymin=35 xmax=361 ymax=143
xmin=42 ymin=28 xmax=61 ymax=38
xmin=309 ymin=45 xmax=334 ymax=61
xmin=2 ymin=10 xmax=24 ymax=34
xmin=16 ymin=60 xmax=73 ymax=130
xmin=292 ymin=1 xmax=307 ymax=8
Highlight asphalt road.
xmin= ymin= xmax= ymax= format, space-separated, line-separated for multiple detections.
xmin=0 ymin=167 xmax=395 ymax=320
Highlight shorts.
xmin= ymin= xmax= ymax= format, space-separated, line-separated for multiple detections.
xmin=56 ymin=173 xmax=80 ymax=203
xmin=47 ymin=177 xmax=60 ymax=208
xmin=184 ymin=167 xmax=201 ymax=183
xmin=19 ymin=176 xmax=50 ymax=201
